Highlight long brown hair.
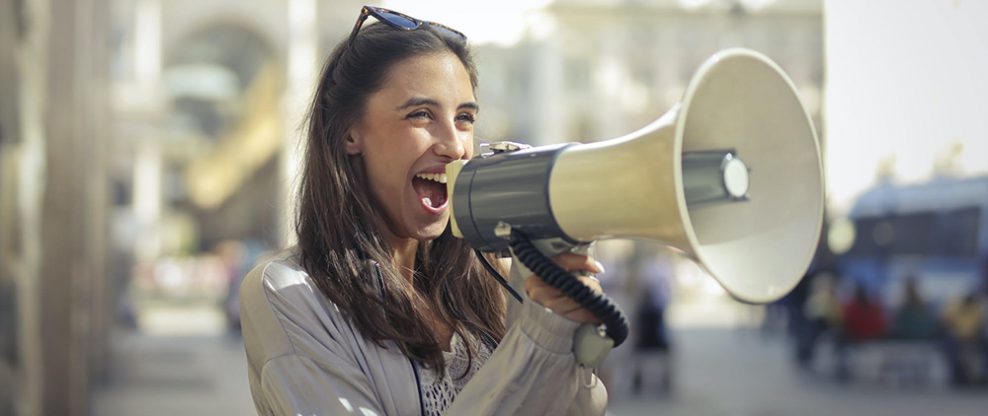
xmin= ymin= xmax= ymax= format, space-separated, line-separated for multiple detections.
xmin=296 ymin=22 xmax=506 ymax=376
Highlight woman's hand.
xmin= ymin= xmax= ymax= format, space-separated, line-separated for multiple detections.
xmin=524 ymin=252 xmax=605 ymax=323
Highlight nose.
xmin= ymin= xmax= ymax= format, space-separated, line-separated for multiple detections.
xmin=433 ymin=120 xmax=467 ymax=160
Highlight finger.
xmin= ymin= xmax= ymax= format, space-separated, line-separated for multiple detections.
xmin=549 ymin=253 xmax=605 ymax=275
xmin=525 ymin=275 xmax=555 ymax=296
xmin=525 ymin=280 xmax=558 ymax=301
xmin=526 ymin=279 xmax=580 ymax=310
xmin=526 ymin=278 xmax=604 ymax=321
xmin=531 ymin=290 xmax=601 ymax=323
xmin=563 ymin=309 xmax=601 ymax=323
xmin=525 ymin=273 xmax=603 ymax=299
xmin=577 ymin=274 xmax=603 ymax=294
xmin=540 ymin=294 xmax=583 ymax=314
xmin=542 ymin=280 xmax=603 ymax=313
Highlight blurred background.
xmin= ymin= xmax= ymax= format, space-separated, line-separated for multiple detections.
xmin=2 ymin=0 xmax=987 ymax=415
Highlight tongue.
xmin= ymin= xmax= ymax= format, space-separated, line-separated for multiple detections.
xmin=412 ymin=177 xmax=447 ymax=209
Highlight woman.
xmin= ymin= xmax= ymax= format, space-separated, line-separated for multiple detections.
xmin=240 ymin=6 xmax=609 ymax=415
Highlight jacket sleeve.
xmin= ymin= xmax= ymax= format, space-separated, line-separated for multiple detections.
xmin=241 ymin=261 xmax=391 ymax=416
xmin=445 ymin=299 xmax=609 ymax=416
xmin=255 ymin=353 xmax=386 ymax=415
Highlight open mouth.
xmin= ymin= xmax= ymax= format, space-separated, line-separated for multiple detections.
xmin=412 ymin=172 xmax=448 ymax=210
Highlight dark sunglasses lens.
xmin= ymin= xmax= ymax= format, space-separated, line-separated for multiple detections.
xmin=379 ymin=11 xmax=419 ymax=29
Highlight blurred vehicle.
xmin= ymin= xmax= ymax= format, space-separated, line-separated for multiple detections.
xmin=836 ymin=175 xmax=988 ymax=306
xmin=818 ymin=176 xmax=988 ymax=385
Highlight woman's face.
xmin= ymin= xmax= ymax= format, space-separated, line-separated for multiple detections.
xmin=348 ymin=51 xmax=476 ymax=243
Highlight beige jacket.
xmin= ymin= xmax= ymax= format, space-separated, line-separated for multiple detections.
xmin=240 ymin=248 xmax=608 ymax=415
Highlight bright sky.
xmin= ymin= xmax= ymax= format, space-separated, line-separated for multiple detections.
xmin=383 ymin=0 xmax=553 ymax=46
xmin=825 ymin=0 xmax=988 ymax=213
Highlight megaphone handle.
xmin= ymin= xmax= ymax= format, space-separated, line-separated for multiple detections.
xmin=506 ymin=230 xmax=630 ymax=352
xmin=561 ymin=244 xmax=617 ymax=367
xmin=506 ymin=248 xmax=615 ymax=367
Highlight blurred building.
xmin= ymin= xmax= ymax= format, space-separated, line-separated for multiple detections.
xmin=0 ymin=0 xmax=824 ymax=414
xmin=472 ymin=0 xmax=823 ymax=306
xmin=474 ymin=0 xmax=823 ymax=147
xmin=1 ymin=0 xmax=362 ymax=414
xmin=2 ymin=0 xmax=114 ymax=414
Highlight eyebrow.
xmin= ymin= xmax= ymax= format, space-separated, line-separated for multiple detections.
xmin=395 ymin=97 xmax=480 ymax=112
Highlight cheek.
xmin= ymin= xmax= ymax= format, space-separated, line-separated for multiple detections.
xmin=367 ymin=155 xmax=406 ymax=191
xmin=461 ymin=134 xmax=475 ymax=159
xmin=362 ymin=132 xmax=431 ymax=189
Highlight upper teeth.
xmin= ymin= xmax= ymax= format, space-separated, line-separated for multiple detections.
xmin=415 ymin=172 xmax=447 ymax=184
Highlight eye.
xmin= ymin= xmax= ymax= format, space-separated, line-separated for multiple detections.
xmin=406 ymin=110 xmax=433 ymax=120
xmin=455 ymin=112 xmax=476 ymax=124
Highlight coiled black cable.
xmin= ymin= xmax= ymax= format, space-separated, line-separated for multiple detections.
xmin=507 ymin=230 xmax=629 ymax=347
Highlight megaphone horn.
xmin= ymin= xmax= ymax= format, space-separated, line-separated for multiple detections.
xmin=447 ymin=48 xmax=824 ymax=305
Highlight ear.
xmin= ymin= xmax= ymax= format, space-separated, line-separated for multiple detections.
xmin=344 ymin=129 xmax=362 ymax=155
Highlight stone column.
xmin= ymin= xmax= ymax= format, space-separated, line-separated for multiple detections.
xmin=0 ymin=0 xmax=25 ymax=412
xmin=2 ymin=0 xmax=51 ymax=413
xmin=35 ymin=0 xmax=111 ymax=413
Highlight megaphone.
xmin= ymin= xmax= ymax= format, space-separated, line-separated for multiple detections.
xmin=446 ymin=48 xmax=823 ymax=361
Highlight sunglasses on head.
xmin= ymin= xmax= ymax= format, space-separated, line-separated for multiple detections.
xmin=347 ymin=5 xmax=467 ymax=48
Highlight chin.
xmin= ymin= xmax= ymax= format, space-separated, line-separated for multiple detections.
xmin=416 ymin=226 xmax=446 ymax=242
xmin=412 ymin=219 xmax=450 ymax=242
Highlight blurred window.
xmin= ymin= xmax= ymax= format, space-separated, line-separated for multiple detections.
xmin=564 ymin=57 xmax=590 ymax=92
xmin=849 ymin=207 xmax=981 ymax=258
xmin=933 ymin=207 xmax=980 ymax=258
xmin=850 ymin=216 xmax=887 ymax=256
xmin=890 ymin=212 xmax=935 ymax=255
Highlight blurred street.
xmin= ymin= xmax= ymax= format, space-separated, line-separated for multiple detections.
xmin=91 ymin=299 xmax=988 ymax=416
xmin=610 ymin=328 xmax=988 ymax=416
xmin=93 ymin=303 xmax=256 ymax=416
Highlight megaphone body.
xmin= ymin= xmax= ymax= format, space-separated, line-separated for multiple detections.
xmin=446 ymin=48 xmax=824 ymax=362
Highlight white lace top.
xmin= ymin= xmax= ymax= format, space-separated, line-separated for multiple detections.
xmin=416 ymin=332 xmax=493 ymax=415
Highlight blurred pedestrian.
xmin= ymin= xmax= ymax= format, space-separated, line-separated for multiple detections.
xmin=631 ymin=254 xmax=673 ymax=395
xmin=215 ymin=240 xmax=246 ymax=332
xmin=889 ymin=277 xmax=938 ymax=340
xmin=797 ymin=272 xmax=842 ymax=367
xmin=836 ymin=282 xmax=887 ymax=380
xmin=842 ymin=283 xmax=888 ymax=341
xmin=980 ymin=258 xmax=988 ymax=382
xmin=941 ymin=291 xmax=985 ymax=385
